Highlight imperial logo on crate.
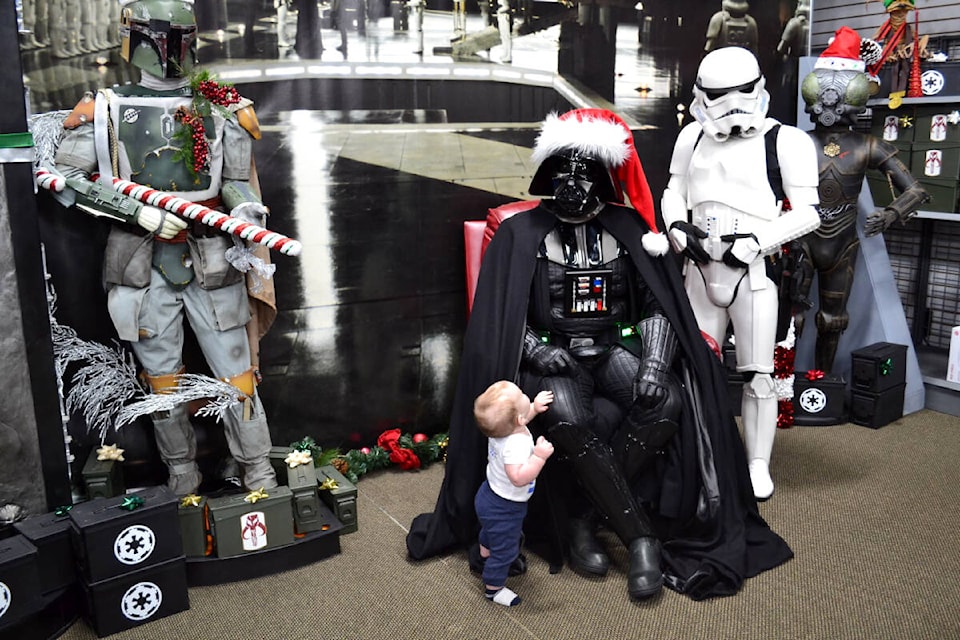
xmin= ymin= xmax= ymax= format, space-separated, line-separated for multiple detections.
xmin=13 ymin=507 xmax=78 ymax=595
xmin=318 ymin=465 xmax=358 ymax=535
xmin=68 ymin=486 xmax=183 ymax=584
xmin=82 ymin=556 xmax=189 ymax=637
xmin=207 ymin=486 xmax=295 ymax=558
xmin=0 ymin=535 xmax=43 ymax=632
xmin=793 ymin=370 xmax=848 ymax=426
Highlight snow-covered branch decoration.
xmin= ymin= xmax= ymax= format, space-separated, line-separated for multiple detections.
xmin=49 ymin=305 xmax=243 ymax=441
xmin=115 ymin=374 xmax=245 ymax=427
xmin=50 ymin=317 xmax=142 ymax=441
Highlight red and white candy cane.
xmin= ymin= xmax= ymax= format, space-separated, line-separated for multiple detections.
xmin=34 ymin=167 xmax=302 ymax=257
xmin=35 ymin=167 xmax=66 ymax=192
xmin=108 ymin=176 xmax=302 ymax=257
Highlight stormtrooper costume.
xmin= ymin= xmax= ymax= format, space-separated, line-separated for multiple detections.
xmin=50 ymin=0 xmax=277 ymax=495
xmin=662 ymin=47 xmax=821 ymax=500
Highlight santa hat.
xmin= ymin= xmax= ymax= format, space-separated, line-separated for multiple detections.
xmin=816 ymin=26 xmax=869 ymax=71
xmin=530 ymin=109 xmax=668 ymax=257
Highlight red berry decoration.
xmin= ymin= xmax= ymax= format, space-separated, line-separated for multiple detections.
xmin=412 ymin=433 xmax=428 ymax=444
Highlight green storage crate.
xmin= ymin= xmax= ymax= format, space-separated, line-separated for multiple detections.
xmin=81 ymin=447 xmax=125 ymax=500
xmin=177 ymin=495 xmax=209 ymax=558
xmin=207 ymin=486 xmax=294 ymax=558
xmin=911 ymin=142 xmax=960 ymax=181
xmin=317 ymin=465 xmax=358 ymax=535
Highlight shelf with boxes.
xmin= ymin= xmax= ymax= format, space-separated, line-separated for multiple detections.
xmin=866 ymin=97 xmax=960 ymax=217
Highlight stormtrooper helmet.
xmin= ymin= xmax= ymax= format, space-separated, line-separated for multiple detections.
xmin=691 ymin=47 xmax=769 ymax=141
xmin=120 ymin=0 xmax=198 ymax=79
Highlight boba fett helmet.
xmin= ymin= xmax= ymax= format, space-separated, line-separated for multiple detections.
xmin=120 ymin=0 xmax=198 ymax=79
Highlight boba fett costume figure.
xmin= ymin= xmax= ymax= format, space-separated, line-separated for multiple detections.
xmin=51 ymin=0 xmax=277 ymax=495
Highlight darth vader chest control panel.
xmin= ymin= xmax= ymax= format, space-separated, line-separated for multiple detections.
xmin=564 ymin=268 xmax=612 ymax=317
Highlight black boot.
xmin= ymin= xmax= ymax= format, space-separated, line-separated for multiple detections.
xmin=627 ymin=536 xmax=663 ymax=600
xmin=566 ymin=516 xmax=609 ymax=576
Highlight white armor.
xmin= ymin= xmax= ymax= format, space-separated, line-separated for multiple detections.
xmin=662 ymin=48 xmax=820 ymax=500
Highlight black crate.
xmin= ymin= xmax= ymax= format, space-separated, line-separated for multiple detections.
xmin=0 ymin=534 xmax=43 ymax=630
xmin=793 ymin=373 xmax=847 ymax=426
xmin=14 ymin=510 xmax=77 ymax=595
xmin=851 ymin=384 xmax=905 ymax=429
xmin=68 ymin=486 xmax=182 ymax=583
xmin=82 ymin=556 xmax=189 ymax=638
xmin=851 ymin=342 xmax=908 ymax=393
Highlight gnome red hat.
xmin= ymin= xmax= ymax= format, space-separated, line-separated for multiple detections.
xmin=816 ymin=26 xmax=878 ymax=72
xmin=528 ymin=109 xmax=668 ymax=256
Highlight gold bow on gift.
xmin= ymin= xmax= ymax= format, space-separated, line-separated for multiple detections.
xmin=284 ymin=450 xmax=313 ymax=468
xmin=244 ymin=488 xmax=269 ymax=504
xmin=96 ymin=444 xmax=125 ymax=461
xmin=319 ymin=477 xmax=339 ymax=491
xmin=180 ymin=494 xmax=202 ymax=508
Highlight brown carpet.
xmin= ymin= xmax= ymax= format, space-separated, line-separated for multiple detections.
xmin=60 ymin=409 xmax=960 ymax=640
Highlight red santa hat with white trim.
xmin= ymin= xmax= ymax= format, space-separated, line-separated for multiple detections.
xmin=816 ymin=26 xmax=883 ymax=72
xmin=529 ymin=108 xmax=669 ymax=257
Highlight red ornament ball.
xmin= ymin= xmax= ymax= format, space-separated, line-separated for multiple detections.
xmin=360 ymin=447 xmax=371 ymax=455
xmin=412 ymin=433 xmax=428 ymax=444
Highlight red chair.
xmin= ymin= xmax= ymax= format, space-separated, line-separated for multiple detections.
xmin=463 ymin=200 xmax=540 ymax=316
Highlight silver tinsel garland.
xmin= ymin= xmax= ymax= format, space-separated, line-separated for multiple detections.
xmin=49 ymin=297 xmax=242 ymax=442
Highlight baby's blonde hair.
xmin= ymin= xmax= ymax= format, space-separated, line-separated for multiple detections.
xmin=474 ymin=380 xmax=521 ymax=438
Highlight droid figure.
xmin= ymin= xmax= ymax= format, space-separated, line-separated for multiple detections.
xmin=662 ymin=47 xmax=821 ymax=500
xmin=796 ymin=27 xmax=929 ymax=372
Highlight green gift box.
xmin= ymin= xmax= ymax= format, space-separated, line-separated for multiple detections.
xmin=207 ymin=486 xmax=295 ymax=558
xmin=318 ymin=465 xmax=358 ymax=535
xmin=81 ymin=447 xmax=125 ymax=500
xmin=177 ymin=495 xmax=209 ymax=558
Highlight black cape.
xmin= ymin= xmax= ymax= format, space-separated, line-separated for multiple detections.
xmin=406 ymin=204 xmax=793 ymax=599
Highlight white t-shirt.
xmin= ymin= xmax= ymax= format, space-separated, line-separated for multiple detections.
xmin=486 ymin=430 xmax=536 ymax=502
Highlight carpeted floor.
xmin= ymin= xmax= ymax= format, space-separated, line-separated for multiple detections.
xmin=60 ymin=409 xmax=960 ymax=640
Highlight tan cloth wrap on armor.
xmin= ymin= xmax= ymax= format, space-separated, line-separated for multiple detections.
xmin=64 ymin=96 xmax=96 ymax=130
xmin=224 ymin=367 xmax=258 ymax=397
xmin=236 ymin=105 xmax=262 ymax=141
xmin=141 ymin=367 xmax=187 ymax=394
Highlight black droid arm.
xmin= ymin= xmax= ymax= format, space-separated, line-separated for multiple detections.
xmin=522 ymin=325 xmax=575 ymax=375
xmin=867 ymin=139 xmax=930 ymax=233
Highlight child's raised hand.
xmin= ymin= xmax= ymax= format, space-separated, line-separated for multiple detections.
xmin=533 ymin=390 xmax=554 ymax=414
xmin=533 ymin=436 xmax=554 ymax=460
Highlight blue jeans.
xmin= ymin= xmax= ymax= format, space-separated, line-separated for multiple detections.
xmin=474 ymin=480 xmax=527 ymax=587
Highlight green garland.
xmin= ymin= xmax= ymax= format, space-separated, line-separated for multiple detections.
xmin=289 ymin=430 xmax=449 ymax=485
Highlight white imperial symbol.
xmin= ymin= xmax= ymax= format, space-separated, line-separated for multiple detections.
xmin=799 ymin=388 xmax=828 ymax=414
xmin=114 ymin=524 xmax=157 ymax=565
xmin=921 ymin=70 xmax=945 ymax=96
xmin=120 ymin=581 xmax=163 ymax=621
xmin=0 ymin=582 xmax=11 ymax=619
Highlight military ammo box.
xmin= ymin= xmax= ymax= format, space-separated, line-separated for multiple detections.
xmin=207 ymin=486 xmax=295 ymax=558
xmin=68 ymin=486 xmax=182 ymax=583
xmin=318 ymin=465 xmax=358 ymax=534
xmin=81 ymin=448 xmax=125 ymax=500
xmin=0 ymin=535 xmax=43 ymax=631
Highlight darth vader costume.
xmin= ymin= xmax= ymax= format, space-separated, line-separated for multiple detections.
xmin=406 ymin=111 xmax=792 ymax=600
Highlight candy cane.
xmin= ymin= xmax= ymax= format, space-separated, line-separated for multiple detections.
xmin=34 ymin=168 xmax=302 ymax=257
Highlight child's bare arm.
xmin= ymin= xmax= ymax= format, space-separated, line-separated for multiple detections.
xmin=504 ymin=436 xmax=555 ymax=486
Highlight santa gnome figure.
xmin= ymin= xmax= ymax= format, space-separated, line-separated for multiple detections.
xmin=529 ymin=108 xmax=670 ymax=257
